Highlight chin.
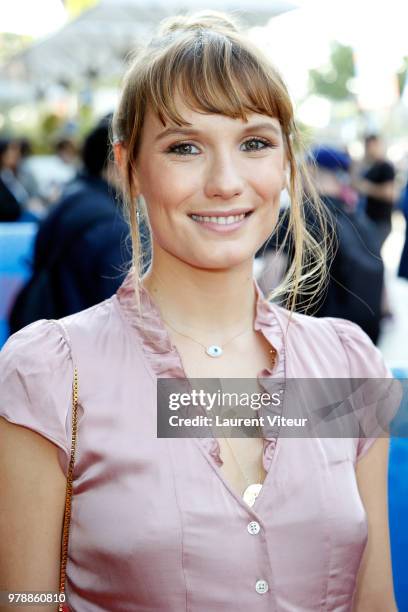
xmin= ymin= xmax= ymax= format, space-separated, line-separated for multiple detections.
xmin=183 ymin=246 xmax=257 ymax=271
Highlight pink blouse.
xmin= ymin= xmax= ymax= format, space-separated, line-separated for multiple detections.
xmin=0 ymin=272 xmax=395 ymax=611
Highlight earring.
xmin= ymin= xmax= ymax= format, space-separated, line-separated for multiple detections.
xmin=284 ymin=170 xmax=290 ymax=191
xmin=136 ymin=195 xmax=141 ymax=224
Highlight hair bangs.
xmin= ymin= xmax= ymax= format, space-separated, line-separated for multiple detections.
xmin=146 ymin=33 xmax=287 ymax=128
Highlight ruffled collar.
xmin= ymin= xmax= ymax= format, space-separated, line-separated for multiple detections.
xmin=116 ymin=270 xmax=286 ymax=471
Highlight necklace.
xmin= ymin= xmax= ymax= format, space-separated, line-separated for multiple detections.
xmin=163 ymin=318 xmax=253 ymax=358
xmin=222 ymin=437 xmax=265 ymax=507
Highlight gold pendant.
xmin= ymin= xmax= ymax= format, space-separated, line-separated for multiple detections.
xmin=243 ymin=483 xmax=263 ymax=507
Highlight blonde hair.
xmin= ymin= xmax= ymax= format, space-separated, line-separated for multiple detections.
xmin=112 ymin=10 xmax=330 ymax=312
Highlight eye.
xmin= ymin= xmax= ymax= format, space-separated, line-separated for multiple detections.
xmin=166 ymin=142 xmax=200 ymax=156
xmin=241 ymin=137 xmax=274 ymax=152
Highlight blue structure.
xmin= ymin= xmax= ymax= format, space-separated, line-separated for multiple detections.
xmin=0 ymin=223 xmax=37 ymax=348
xmin=389 ymin=369 xmax=408 ymax=610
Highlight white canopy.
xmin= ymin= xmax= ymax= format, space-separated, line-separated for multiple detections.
xmin=0 ymin=0 xmax=297 ymax=92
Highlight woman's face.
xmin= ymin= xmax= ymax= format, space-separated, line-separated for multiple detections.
xmin=134 ymin=99 xmax=287 ymax=271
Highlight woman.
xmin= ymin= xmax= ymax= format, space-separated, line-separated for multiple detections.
xmin=0 ymin=12 xmax=397 ymax=611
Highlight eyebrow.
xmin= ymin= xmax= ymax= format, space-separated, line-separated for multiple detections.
xmin=155 ymin=121 xmax=282 ymax=142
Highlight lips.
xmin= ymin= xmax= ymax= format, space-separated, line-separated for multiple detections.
xmin=188 ymin=209 xmax=253 ymax=233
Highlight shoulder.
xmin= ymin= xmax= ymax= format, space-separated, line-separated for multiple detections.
xmin=269 ymin=307 xmax=399 ymax=463
xmin=0 ymin=298 xmax=125 ymax=459
xmin=0 ymin=318 xmax=73 ymax=378
xmin=271 ymin=306 xmax=390 ymax=378
xmin=0 ymin=317 xmax=78 ymax=411
xmin=56 ymin=293 xmax=122 ymax=340
xmin=1 ymin=297 xmax=122 ymax=372
xmin=323 ymin=316 xmax=390 ymax=377
xmin=43 ymin=180 xmax=117 ymax=231
xmin=377 ymin=160 xmax=395 ymax=181
xmin=62 ymin=183 xmax=127 ymax=247
xmin=382 ymin=160 xmax=395 ymax=172
xmin=0 ymin=320 xmax=75 ymax=470
xmin=366 ymin=161 xmax=395 ymax=182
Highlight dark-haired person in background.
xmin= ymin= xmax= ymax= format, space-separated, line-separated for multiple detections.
xmin=307 ymin=146 xmax=384 ymax=343
xmin=257 ymin=146 xmax=384 ymax=343
xmin=358 ymin=134 xmax=396 ymax=248
xmin=9 ymin=118 xmax=141 ymax=330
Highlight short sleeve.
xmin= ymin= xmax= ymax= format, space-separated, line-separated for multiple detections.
xmin=326 ymin=317 xmax=402 ymax=461
xmin=0 ymin=320 xmax=73 ymax=475
xmin=365 ymin=161 xmax=395 ymax=183
xmin=379 ymin=161 xmax=395 ymax=182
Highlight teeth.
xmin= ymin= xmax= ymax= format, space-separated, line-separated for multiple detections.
xmin=191 ymin=213 xmax=246 ymax=225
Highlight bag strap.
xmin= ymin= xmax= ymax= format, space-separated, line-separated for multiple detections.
xmin=58 ymin=366 xmax=79 ymax=612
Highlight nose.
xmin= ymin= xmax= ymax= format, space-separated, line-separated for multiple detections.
xmin=204 ymin=152 xmax=245 ymax=200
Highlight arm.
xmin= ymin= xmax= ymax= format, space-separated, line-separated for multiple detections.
xmin=352 ymin=437 xmax=397 ymax=612
xmin=357 ymin=179 xmax=396 ymax=203
xmin=0 ymin=418 xmax=67 ymax=612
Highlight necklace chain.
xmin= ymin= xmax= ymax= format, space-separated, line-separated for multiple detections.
xmin=163 ymin=318 xmax=253 ymax=352
xmin=163 ymin=317 xmax=277 ymax=365
xmin=222 ymin=436 xmax=265 ymax=488
xmin=151 ymin=283 xmax=272 ymax=503
xmin=163 ymin=314 xmax=273 ymax=504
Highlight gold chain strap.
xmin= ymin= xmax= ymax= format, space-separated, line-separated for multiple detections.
xmin=58 ymin=367 xmax=79 ymax=612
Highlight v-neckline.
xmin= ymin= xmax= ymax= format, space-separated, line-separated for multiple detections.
xmin=191 ymin=430 xmax=281 ymax=515
xmin=116 ymin=270 xmax=288 ymax=493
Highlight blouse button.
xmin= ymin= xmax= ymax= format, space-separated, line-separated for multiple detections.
xmin=255 ymin=579 xmax=269 ymax=594
xmin=247 ymin=521 xmax=261 ymax=535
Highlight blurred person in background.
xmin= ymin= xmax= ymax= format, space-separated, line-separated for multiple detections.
xmin=397 ymin=176 xmax=408 ymax=280
xmin=50 ymin=137 xmax=78 ymax=198
xmin=17 ymin=137 xmax=41 ymax=200
xmin=307 ymin=146 xmax=384 ymax=343
xmin=257 ymin=145 xmax=384 ymax=343
xmin=15 ymin=137 xmax=50 ymax=218
xmin=9 ymin=118 xmax=135 ymax=332
xmin=357 ymin=134 xmax=396 ymax=248
xmin=54 ymin=137 xmax=78 ymax=166
xmin=15 ymin=137 xmax=79 ymax=209
xmin=0 ymin=137 xmax=29 ymax=221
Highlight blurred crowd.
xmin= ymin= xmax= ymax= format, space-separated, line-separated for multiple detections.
xmin=1 ymin=120 xmax=408 ymax=347
xmin=0 ymin=135 xmax=77 ymax=221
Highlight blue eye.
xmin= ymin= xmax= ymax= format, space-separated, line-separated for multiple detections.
xmin=166 ymin=142 xmax=200 ymax=156
xmin=241 ymin=138 xmax=273 ymax=152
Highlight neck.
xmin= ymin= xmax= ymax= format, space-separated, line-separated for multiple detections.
xmin=142 ymin=245 xmax=257 ymax=335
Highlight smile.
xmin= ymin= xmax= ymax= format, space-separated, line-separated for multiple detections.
xmin=188 ymin=210 xmax=253 ymax=234
xmin=191 ymin=213 xmax=246 ymax=225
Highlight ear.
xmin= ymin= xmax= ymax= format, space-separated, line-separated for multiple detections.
xmin=113 ymin=142 xmax=126 ymax=173
xmin=113 ymin=142 xmax=140 ymax=198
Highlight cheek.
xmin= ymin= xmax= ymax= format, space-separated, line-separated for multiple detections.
xmin=138 ymin=161 xmax=198 ymax=217
xmin=252 ymin=162 xmax=285 ymax=241
xmin=251 ymin=160 xmax=285 ymax=202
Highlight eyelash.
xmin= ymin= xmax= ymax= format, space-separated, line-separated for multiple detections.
xmin=165 ymin=137 xmax=275 ymax=156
